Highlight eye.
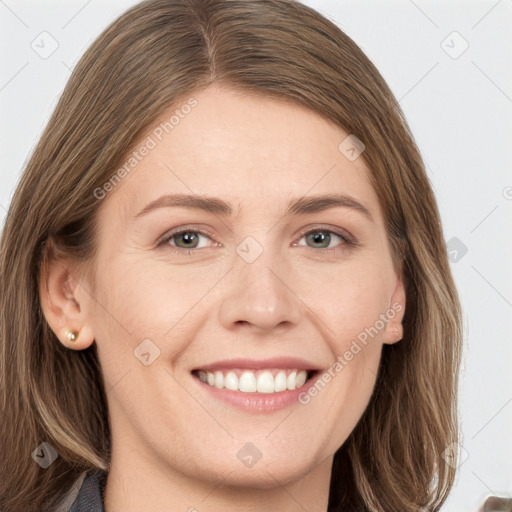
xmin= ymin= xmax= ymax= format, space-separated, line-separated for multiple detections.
xmin=156 ymin=225 xmax=357 ymax=255
xmin=295 ymin=227 xmax=356 ymax=251
xmin=156 ymin=227 xmax=215 ymax=253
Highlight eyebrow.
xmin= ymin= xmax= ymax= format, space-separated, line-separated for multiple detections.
xmin=134 ymin=192 xmax=373 ymax=222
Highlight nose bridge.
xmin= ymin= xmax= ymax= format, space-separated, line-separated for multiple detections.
xmin=218 ymin=233 xmax=301 ymax=331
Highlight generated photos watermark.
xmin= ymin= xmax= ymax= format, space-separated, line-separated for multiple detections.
xmin=298 ymin=302 xmax=403 ymax=405
xmin=93 ymin=97 xmax=198 ymax=200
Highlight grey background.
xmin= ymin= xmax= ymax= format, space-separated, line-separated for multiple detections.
xmin=0 ymin=1 xmax=511 ymax=510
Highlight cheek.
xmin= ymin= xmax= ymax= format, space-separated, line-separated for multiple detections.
xmin=89 ymin=256 xmax=222 ymax=378
xmin=295 ymin=260 xmax=394 ymax=352
xmin=298 ymin=265 xmax=390 ymax=448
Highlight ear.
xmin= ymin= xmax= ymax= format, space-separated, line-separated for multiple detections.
xmin=382 ymin=270 xmax=406 ymax=345
xmin=39 ymin=238 xmax=95 ymax=350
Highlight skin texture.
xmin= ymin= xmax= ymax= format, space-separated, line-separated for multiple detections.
xmin=41 ymin=83 xmax=405 ymax=512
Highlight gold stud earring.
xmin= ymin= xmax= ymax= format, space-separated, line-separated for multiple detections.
xmin=66 ymin=330 xmax=79 ymax=343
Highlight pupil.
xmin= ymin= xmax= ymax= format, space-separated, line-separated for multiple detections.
xmin=310 ymin=231 xmax=329 ymax=247
xmin=180 ymin=232 xmax=197 ymax=247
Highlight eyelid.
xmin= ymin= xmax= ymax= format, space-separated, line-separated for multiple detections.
xmin=155 ymin=225 xmax=216 ymax=248
xmin=156 ymin=223 xmax=358 ymax=251
xmin=295 ymin=223 xmax=357 ymax=245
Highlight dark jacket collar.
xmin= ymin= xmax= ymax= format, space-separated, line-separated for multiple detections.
xmin=68 ymin=469 xmax=107 ymax=512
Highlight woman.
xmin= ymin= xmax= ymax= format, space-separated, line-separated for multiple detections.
xmin=0 ymin=0 xmax=463 ymax=511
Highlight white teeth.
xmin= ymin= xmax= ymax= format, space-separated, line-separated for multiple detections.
xmin=295 ymin=370 xmax=307 ymax=388
xmin=256 ymin=370 xmax=275 ymax=393
xmin=274 ymin=370 xmax=287 ymax=392
xmin=224 ymin=371 xmax=239 ymax=391
xmin=287 ymin=370 xmax=297 ymax=390
xmin=214 ymin=370 xmax=224 ymax=389
xmin=239 ymin=371 xmax=257 ymax=392
xmin=197 ymin=369 xmax=309 ymax=393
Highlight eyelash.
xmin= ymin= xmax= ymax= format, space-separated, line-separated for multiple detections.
xmin=156 ymin=225 xmax=357 ymax=255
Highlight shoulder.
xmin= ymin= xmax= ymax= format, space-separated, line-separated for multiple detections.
xmin=50 ymin=469 xmax=107 ymax=512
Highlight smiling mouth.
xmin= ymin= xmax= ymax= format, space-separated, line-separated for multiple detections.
xmin=191 ymin=368 xmax=319 ymax=394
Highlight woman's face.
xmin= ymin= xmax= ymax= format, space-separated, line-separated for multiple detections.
xmin=75 ymin=84 xmax=404 ymax=490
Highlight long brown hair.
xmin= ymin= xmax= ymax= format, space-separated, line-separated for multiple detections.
xmin=0 ymin=1 xmax=463 ymax=510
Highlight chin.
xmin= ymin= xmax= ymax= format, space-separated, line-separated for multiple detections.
xmin=183 ymin=444 xmax=324 ymax=490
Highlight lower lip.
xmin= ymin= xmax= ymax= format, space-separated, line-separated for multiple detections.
xmin=192 ymin=372 xmax=320 ymax=413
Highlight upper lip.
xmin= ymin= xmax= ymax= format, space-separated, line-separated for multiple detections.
xmin=192 ymin=357 xmax=323 ymax=372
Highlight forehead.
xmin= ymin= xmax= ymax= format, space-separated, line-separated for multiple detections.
xmin=100 ymin=84 xmax=382 ymax=224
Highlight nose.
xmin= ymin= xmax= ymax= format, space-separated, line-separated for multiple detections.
xmin=218 ymin=245 xmax=302 ymax=333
